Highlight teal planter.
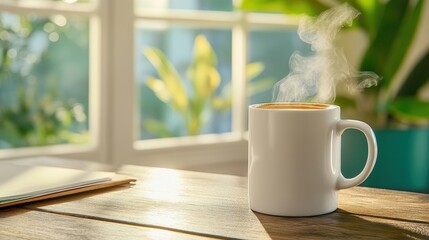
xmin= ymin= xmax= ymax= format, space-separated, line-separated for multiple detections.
xmin=341 ymin=128 xmax=429 ymax=193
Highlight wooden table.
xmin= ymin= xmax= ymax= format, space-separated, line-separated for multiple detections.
xmin=1 ymin=163 xmax=428 ymax=239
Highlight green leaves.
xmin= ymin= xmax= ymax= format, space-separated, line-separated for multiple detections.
xmin=359 ymin=0 xmax=408 ymax=79
xmin=345 ymin=0 xmax=428 ymax=126
xmin=334 ymin=95 xmax=357 ymax=109
xmin=389 ymin=97 xmax=429 ymax=124
xmin=343 ymin=0 xmax=382 ymax=40
xmin=383 ymin=0 xmax=424 ymax=91
xmin=397 ymin=47 xmax=429 ymax=97
xmin=0 ymin=87 xmax=88 ymax=147
xmin=241 ymin=0 xmax=329 ymax=16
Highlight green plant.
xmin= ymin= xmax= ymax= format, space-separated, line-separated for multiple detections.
xmin=241 ymin=0 xmax=429 ymax=128
xmin=143 ymin=34 xmax=274 ymax=137
xmin=0 ymin=14 xmax=89 ymax=148
xmin=0 ymin=86 xmax=88 ymax=148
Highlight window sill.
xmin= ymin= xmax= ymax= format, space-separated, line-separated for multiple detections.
xmin=0 ymin=144 xmax=97 ymax=161
xmin=123 ymin=133 xmax=248 ymax=170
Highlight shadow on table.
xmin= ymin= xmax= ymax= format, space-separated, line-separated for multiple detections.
xmin=254 ymin=209 xmax=428 ymax=239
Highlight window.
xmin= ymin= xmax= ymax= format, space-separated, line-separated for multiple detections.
xmin=0 ymin=0 xmax=309 ymax=168
xmin=0 ymin=12 xmax=90 ymax=148
xmin=0 ymin=0 xmax=104 ymax=160
xmin=136 ymin=25 xmax=233 ymax=140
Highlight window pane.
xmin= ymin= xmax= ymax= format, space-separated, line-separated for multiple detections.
xmin=0 ymin=12 xmax=89 ymax=149
xmin=248 ymin=28 xmax=312 ymax=105
xmin=135 ymin=0 xmax=233 ymax=11
xmin=135 ymin=23 xmax=232 ymax=140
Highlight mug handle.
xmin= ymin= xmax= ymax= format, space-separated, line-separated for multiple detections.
xmin=336 ymin=120 xmax=377 ymax=190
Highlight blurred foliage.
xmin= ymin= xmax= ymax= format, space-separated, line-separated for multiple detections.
xmin=143 ymin=34 xmax=275 ymax=137
xmin=241 ymin=0 xmax=429 ymax=128
xmin=0 ymin=14 xmax=89 ymax=149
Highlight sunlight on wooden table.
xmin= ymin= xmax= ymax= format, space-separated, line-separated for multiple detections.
xmin=144 ymin=168 xmax=183 ymax=203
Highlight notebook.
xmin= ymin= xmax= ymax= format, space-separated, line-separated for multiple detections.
xmin=0 ymin=163 xmax=136 ymax=207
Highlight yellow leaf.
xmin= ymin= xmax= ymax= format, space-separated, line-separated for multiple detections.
xmin=146 ymin=77 xmax=171 ymax=103
xmin=248 ymin=77 xmax=276 ymax=96
xmin=194 ymin=35 xmax=216 ymax=66
xmin=189 ymin=35 xmax=221 ymax=99
xmin=143 ymin=47 xmax=189 ymax=110
xmin=212 ymin=97 xmax=231 ymax=110
xmin=246 ymin=62 xmax=265 ymax=81
xmin=208 ymin=67 xmax=221 ymax=95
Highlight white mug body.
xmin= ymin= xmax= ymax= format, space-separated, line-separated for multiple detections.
xmin=248 ymin=103 xmax=376 ymax=216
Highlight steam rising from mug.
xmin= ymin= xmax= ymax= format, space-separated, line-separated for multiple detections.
xmin=273 ymin=4 xmax=380 ymax=103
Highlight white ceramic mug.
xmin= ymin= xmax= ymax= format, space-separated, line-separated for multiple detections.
xmin=248 ymin=103 xmax=377 ymax=216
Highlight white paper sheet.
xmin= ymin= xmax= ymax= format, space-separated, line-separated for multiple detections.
xmin=0 ymin=163 xmax=113 ymax=203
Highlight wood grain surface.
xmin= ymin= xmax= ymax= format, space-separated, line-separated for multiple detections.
xmin=0 ymin=207 xmax=213 ymax=240
xmin=14 ymin=164 xmax=428 ymax=240
xmin=339 ymin=187 xmax=429 ymax=223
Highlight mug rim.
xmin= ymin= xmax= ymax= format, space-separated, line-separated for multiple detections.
xmin=249 ymin=102 xmax=339 ymax=111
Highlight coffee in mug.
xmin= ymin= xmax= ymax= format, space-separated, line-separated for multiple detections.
xmin=257 ymin=103 xmax=329 ymax=110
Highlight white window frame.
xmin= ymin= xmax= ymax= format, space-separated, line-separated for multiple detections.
xmin=0 ymin=0 xmax=299 ymax=170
